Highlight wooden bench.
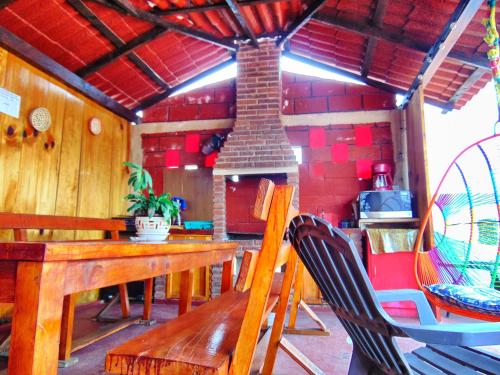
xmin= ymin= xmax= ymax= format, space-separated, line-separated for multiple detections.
xmin=106 ymin=179 xmax=298 ymax=374
xmin=0 ymin=213 xmax=148 ymax=365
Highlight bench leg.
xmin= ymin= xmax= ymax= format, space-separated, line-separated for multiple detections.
xmin=179 ymin=269 xmax=193 ymax=316
xmin=262 ymin=249 xmax=298 ymax=375
xmin=118 ymin=284 xmax=130 ymax=319
xmin=58 ymin=294 xmax=76 ymax=362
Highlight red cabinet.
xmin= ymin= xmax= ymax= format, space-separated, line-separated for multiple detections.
xmin=365 ymin=227 xmax=419 ymax=317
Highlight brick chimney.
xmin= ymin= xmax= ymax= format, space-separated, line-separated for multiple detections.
xmin=211 ymin=40 xmax=299 ymax=294
xmin=213 ymin=40 xmax=298 ymax=175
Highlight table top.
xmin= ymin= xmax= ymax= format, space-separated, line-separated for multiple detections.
xmin=0 ymin=240 xmax=239 ymax=262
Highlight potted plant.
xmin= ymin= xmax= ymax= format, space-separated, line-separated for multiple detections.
xmin=124 ymin=161 xmax=180 ymax=240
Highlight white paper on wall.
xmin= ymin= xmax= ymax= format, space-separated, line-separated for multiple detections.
xmin=0 ymin=87 xmax=20 ymax=118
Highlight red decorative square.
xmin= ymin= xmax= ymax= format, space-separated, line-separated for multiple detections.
xmin=205 ymin=152 xmax=218 ymax=167
xmin=309 ymin=128 xmax=326 ymax=148
xmin=311 ymin=161 xmax=325 ymax=177
xmin=356 ymin=159 xmax=373 ymax=179
xmin=165 ymin=149 xmax=180 ymax=168
xmin=185 ymin=133 xmax=200 ymax=153
xmin=355 ymin=126 xmax=373 ymax=147
xmin=331 ymin=143 xmax=349 ymax=163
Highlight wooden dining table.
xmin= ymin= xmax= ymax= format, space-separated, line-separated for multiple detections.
xmin=0 ymin=239 xmax=238 ymax=375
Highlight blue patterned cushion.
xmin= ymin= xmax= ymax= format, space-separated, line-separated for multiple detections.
xmin=426 ymin=284 xmax=500 ymax=315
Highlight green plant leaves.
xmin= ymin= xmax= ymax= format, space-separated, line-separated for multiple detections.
xmin=123 ymin=161 xmax=179 ymax=219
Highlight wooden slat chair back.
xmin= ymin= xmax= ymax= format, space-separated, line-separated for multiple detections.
xmin=106 ymin=179 xmax=296 ymax=375
xmin=0 ymin=212 xmax=129 ymax=363
xmin=289 ymin=214 xmax=500 ymax=375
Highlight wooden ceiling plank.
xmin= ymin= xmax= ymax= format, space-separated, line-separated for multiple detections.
xmin=400 ymin=0 xmax=483 ymax=108
xmin=101 ymin=0 xmax=237 ymax=51
xmin=69 ymin=0 xmax=170 ymax=90
xmin=76 ymin=26 xmax=169 ymax=78
xmin=283 ymin=51 xmax=449 ymax=110
xmin=312 ymin=13 xmax=489 ymax=70
xmin=134 ymin=57 xmax=236 ymax=111
xmin=277 ymin=0 xmax=329 ymax=47
xmin=361 ymin=0 xmax=388 ymax=77
xmin=0 ymin=26 xmax=138 ymax=122
xmin=225 ymin=0 xmax=259 ymax=47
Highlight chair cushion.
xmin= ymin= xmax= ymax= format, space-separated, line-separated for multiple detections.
xmin=426 ymin=284 xmax=500 ymax=314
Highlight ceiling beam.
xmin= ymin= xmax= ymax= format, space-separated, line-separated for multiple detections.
xmin=361 ymin=0 xmax=388 ymax=77
xmin=277 ymin=0 xmax=328 ymax=47
xmin=134 ymin=57 xmax=236 ymax=111
xmin=225 ymin=0 xmax=259 ymax=47
xmin=68 ymin=0 xmax=170 ymax=90
xmin=0 ymin=26 xmax=138 ymax=122
xmin=312 ymin=13 xmax=489 ymax=70
xmin=283 ymin=51 xmax=449 ymax=110
xmin=76 ymin=26 xmax=169 ymax=77
xmin=0 ymin=1 xmax=14 ymax=9
xmin=442 ymin=67 xmax=485 ymax=112
xmin=152 ymin=0 xmax=290 ymax=16
xmin=400 ymin=0 xmax=483 ymax=108
xmin=92 ymin=0 xmax=237 ymax=51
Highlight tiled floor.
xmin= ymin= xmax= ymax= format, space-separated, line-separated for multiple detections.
xmin=0 ymin=301 xmax=498 ymax=374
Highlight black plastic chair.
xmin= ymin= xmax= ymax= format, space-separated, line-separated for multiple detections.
xmin=289 ymin=214 xmax=500 ymax=375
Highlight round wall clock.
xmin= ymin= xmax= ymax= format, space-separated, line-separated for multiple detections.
xmin=29 ymin=107 xmax=51 ymax=132
xmin=89 ymin=117 xmax=102 ymax=135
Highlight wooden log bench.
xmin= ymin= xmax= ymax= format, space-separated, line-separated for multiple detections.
xmin=0 ymin=213 xmax=148 ymax=366
xmin=106 ymin=179 xmax=299 ymax=374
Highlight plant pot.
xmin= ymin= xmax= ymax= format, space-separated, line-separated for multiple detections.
xmin=135 ymin=216 xmax=171 ymax=241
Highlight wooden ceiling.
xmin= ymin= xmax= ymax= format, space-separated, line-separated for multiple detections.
xmin=0 ymin=1 xmax=492 ymax=121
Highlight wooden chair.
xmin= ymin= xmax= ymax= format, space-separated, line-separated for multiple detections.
xmin=289 ymin=214 xmax=500 ymax=374
xmin=106 ymin=179 xmax=303 ymax=374
xmin=0 ymin=213 xmax=145 ymax=365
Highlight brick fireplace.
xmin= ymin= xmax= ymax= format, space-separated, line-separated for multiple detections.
xmin=211 ymin=40 xmax=299 ymax=294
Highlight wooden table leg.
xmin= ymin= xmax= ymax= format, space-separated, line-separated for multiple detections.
xmin=221 ymin=256 xmax=235 ymax=293
xmin=118 ymin=284 xmax=130 ymax=319
xmin=9 ymin=261 xmax=66 ymax=375
xmin=178 ymin=269 xmax=193 ymax=316
xmin=59 ymin=294 xmax=76 ymax=362
xmin=143 ymin=278 xmax=154 ymax=320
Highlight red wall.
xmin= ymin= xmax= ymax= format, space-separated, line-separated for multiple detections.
xmin=143 ymin=123 xmax=393 ymax=231
xmin=142 ymin=73 xmax=396 ymax=231
xmin=143 ymin=72 xmax=395 ymax=122
xmin=288 ymin=123 xmax=393 ymax=224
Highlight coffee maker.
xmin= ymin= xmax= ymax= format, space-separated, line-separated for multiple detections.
xmin=372 ymin=162 xmax=393 ymax=191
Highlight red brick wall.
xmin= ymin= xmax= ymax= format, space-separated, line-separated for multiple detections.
xmin=288 ymin=123 xmax=393 ymax=224
xmin=142 ymin=129 xmax=230 ymax=195
xmin=142 ymin=80 xmax=236 ymax=123
xmin=142 ymin=73 xmax=396 ymax=123
xmin=282 ymin=73 xmax=396 ymax=114
xmin=142 ymin=122 xmax=394 ymax=231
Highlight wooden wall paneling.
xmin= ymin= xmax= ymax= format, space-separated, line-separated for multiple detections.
xmin=0 ymin=55 xmax=28 ymax=216
xmin=14 ymin=60 xmax=50 ymax=220
xmin=34 ymin=81 xmax=67 ymax=241
xmin=109 ymin=115 xmax=130 ymax=217
xmin=75 ymin=105 xmax=114 ymax=303
xmin=52 ymin=93 xmax=84 ymax=241
xmin=0 ymin=48 xmax=11 ymax=241
xmin=163 ymin=168 xmax=213 ymax=221
xmin=76 ymin=104 xmax=114 ymax=238
xmin=405 ymin=86 xmax=433 ymax=247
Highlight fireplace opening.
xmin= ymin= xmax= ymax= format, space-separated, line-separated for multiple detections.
xmin=226 ymin=173 xmax=287 ymax=240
